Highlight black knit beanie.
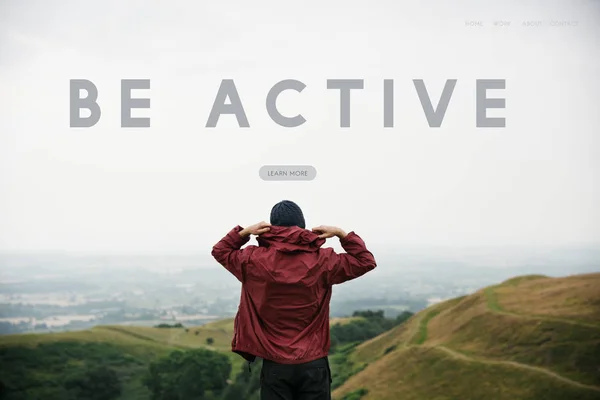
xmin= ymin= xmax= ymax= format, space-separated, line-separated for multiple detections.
xmin=270 ymin=200 xmax=306 ymax=229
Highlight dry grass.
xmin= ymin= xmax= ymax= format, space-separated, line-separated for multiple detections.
xmin=98 ymin=324 xmax=233 ymax=350
xmin=425 ymin=291 xmax=490 ymax=347
xmin=333 ymin=272 xmax=600 ymax=400
xmin=330 ymin=316 xmax=364 ymax=326
xmin=500 ymin=274 xmax=549 ymax=286
xmin=494 ymin=273 xmax=600 ymax=324
xmin=333 ymin=346 xmax=600 ymax=400
xmin=201 ymin=318 xmax=235 ymax=333
xmin=349 ymin=320 xmax=414 ymax=365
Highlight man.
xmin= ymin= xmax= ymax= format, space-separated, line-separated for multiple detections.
xmin=211 ymin=200 xmax=377 ymax=399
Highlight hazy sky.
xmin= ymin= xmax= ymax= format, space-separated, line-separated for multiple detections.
xmin=0 ymin=0 xmax=599 ymax=254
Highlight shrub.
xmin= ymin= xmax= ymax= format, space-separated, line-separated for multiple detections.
xmin=343 ymin=388 xmax=368 ymax=400
xmin=64 ymin=365 xmax=121 ymax=400
xmin=143 ymin=348 xmax=231 ymax=399
xmin=154 ymin=323 xmax=184 ymax=329
xmin=384 ymin=345 xmax=397 ymax=355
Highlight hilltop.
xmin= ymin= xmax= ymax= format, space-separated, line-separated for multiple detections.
xmin=332 ymin=272 xmax=600 ymax=400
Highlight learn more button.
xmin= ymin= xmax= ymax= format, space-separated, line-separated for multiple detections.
xmin=259 ymin=165 xmax=317 ymax=181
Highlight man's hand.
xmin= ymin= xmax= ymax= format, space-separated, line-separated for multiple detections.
xmin=239 ymin=221 xmax=271 ymax=238
xmin=312 ymin=225 xmax=347 ymax=239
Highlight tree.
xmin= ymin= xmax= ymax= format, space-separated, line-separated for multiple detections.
xmin=331 ymin=309 xmax=414 ymax=346
xmin=352 ymin=310 xmax=384 ymax=319
xmin=143 ymin=348 xmax=231 ymax=400
xmin=63 ymin=364 xmax=121 ymax=400
xmin=221 ymin=384 xmax=246 ymax=400
xmin=154 ymin=323 xmax=184 ymax=329
xmin=206 ymin=337 xmax=214 ymax=345
xmin=222 ymin=358 xmax=263 ymax=400
xmin=330 ymin=333 xmax=340 ymax=350
xmin=395 ymin=311 xmax=414 ymax=325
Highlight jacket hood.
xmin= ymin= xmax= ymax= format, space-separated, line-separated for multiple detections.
xmin=256 ymin=225 xmax=325 ymax=253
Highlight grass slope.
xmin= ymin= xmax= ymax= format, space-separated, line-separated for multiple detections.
xmin=0 ymin=316 xmax=357 ymax=399
xmin=333 ymin=272 xmax=600 ymax=400
xmin=0 ymin=320 xmax=243 ymax=399
xmin=0 ymin=321 xmax=239 ymax=361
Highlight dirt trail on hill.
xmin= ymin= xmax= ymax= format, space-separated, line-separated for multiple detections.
xmin=484 ymin=288 xmax=600 ymax=329
xmin=402 ymin=312 xmax=425 ymax=346
xmin=341 ymin=282 xmax=600 ymax=397
xmin=491 ymin=307 xmax=599 ymax=329
xmin=399 ymin=297 xmax=600 ymax=393
xmin=433 ymin=345 xmax=600 ymax=392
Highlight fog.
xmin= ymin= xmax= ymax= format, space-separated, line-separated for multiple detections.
xmin=1 ymin=0 xmax=599 ymax=255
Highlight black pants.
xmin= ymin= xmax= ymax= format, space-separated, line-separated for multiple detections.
xmin=260 ymin=356 xmax=332 ymax=400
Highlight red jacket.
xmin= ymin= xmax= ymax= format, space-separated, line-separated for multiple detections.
xmin=211 ymin=225 xmax=377 ymax=364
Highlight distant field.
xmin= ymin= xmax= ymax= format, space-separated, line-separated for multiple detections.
xmin=330 ymin=316 xmax=364 ymax=326
xmin=333 ymin=272 xmax=600 ymax=400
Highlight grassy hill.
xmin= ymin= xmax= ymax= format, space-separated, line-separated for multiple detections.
xmin=0 ymin=314 xmax=372 ymax=399
xmin=0 ymin=318 xmax=245 ymax=399
xmin=333 ymin=272 xmax=600 ymax=400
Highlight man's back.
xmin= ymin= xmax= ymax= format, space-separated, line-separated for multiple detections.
xmin=211 ymin=200 xmax=376 ymax=400
xmin=211 ymin=224 xmax=376 ymax=364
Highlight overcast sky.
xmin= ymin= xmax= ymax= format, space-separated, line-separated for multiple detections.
xmin=0 ymin=0 xmax=599 ymax=254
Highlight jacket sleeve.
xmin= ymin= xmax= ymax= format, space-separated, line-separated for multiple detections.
xmin=326 ymin=231 xmax=377 ymax=285
xmin=211 ymin=226 xmax=255 ymax=283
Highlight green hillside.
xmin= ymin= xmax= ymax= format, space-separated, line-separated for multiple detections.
xmin=333 ymin=272 xmax=600 ymax=400
xmin=0 ymin=319 xmax=244 ymax=399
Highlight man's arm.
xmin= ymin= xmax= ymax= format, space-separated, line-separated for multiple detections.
xmin=211 ymin=222 xmax=270 ymax=282
xmin=312 ymin=226 xmax=377 ymax=285
xmin=211 ymin=226 xmax=253 ymax=282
